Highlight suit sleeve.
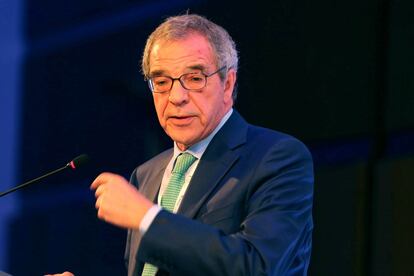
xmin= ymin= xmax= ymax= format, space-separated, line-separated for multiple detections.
xmin=136 ymin=137 xmax=314 ymax=276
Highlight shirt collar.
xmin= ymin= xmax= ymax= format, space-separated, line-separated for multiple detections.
xmin=173 ymin=108 xmax=233 ymax=160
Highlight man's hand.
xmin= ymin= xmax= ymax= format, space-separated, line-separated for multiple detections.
xmin=44 ymin=272 xmax=74 ymax=276
xmin=90 ymin=172 xmax=154 ymax=229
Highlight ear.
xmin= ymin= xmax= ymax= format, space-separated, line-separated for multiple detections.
xmin=223 ymin=68 xmax=237 ymax=105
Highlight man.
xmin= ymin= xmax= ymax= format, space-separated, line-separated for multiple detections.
xmin=50 ymin=14 xmax=313 ymax=276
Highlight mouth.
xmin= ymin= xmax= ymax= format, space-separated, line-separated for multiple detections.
xmin=167 ymin=115 xmax=196 ymax=126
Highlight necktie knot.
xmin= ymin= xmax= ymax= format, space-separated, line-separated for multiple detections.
xmin=172 ymin=152 xmax=197 ymax=175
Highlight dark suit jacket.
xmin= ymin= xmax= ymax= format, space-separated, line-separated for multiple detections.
xmin=125 ymin=111 xmax=314 ymax=276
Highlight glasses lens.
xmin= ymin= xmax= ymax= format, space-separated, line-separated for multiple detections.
xmin=181 ymin=73 xmax=206 ymax=90
xmin=151 ymin=76 xmax=172 ymax=93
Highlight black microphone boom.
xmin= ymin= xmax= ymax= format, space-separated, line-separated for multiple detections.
xmin=0 ymin=154 xmax=89 ymax=198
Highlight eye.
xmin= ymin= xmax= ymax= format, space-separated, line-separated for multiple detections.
xmin=153 ymin=77 xmax=170 ymax=87
xmin=185 ymin=74 xmax=204 ymax=83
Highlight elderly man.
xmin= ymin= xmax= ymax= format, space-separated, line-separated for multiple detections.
xmin=50 ymin=14 xmax=314 ymax=276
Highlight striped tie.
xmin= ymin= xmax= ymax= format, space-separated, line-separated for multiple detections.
xmin=141 ymin=152 xmax=197 ymax=276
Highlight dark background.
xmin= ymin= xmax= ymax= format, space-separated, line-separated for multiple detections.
xmin=1 ymin=0 xmax=413 ymax=275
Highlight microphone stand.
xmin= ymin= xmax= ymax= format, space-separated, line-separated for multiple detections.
xmin=0 ymin=154 xmax=88 ymax=198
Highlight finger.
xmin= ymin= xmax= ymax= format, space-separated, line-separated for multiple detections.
xmin=90 ymin=172 xmax=113 ymax=190
xmin=95 ymin=184 xmax=105 ymax=198
xmin=97 ymin=206 xmax=106 ymax=220
xmin=95 ymin=195 xmax=103 ymax=209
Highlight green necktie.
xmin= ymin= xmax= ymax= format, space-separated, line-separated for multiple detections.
xmin=141 ymin=152 xmax=197 ymax=276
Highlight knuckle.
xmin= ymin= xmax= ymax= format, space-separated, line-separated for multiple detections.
xmin=97 ymin=209 xmax=104 ymax=219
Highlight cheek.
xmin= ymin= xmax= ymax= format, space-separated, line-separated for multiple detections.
xmin=197 ymin=107 xmax=218 ymax=130
xmin=153 ymin=97 xmax=167 ymax=124
xmin=201 ymin=93 xmax=224 ymax=118
xmin=191 ymin=97 xmax=210 ymax=124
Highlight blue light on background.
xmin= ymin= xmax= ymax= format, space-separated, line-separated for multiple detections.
xmin=0 ymin=0 xmax=24 ymax=271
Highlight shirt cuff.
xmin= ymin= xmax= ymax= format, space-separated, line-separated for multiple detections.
xmin=139 ymin=204 xmax=162 ymax=235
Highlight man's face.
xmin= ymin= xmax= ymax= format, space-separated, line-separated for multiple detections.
xmin=148 ymin=33 xmax=236 ymax=150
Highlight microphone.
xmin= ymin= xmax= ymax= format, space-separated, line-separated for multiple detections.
xmin=0 ymin=154 xmax=89 ymax=198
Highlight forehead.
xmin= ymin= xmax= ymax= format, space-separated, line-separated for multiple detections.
xmin=149 ymin=33 xmax=216 ymax=75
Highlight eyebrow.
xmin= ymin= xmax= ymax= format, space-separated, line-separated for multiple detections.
xmin=149 ymin=64 xmax=209 ymax=78
xmin=187 ymin=64 xmax=207 ymax=72
xmin=149 ymin=69 xmax=166 ymax=78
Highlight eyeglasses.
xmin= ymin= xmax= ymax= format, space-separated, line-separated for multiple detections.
xmin=147 ymin=66 xmax=227 ymax=94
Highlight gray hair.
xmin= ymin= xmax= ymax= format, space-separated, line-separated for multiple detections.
xmin=141 ymin=14 xmax=239 ymax=100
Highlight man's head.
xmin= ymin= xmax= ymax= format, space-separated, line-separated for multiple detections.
xmin=142 ymin=14 xmax=238 ymax=150
xmin=142 ymin=14 xmax=238 ymax=97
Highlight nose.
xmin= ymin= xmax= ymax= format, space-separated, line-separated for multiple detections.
xmin=168 ymin=79 xmax=189 ymax=105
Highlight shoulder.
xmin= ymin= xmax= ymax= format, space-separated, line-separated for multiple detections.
xmin=242 ymin=124 xmax=314 ymax=202
xmin=137 ymin=148 xmax=173 ymax=172
xmin=246 ymin=123 xmax=312 ymax=161
xmin=219 ymin=110 xmax=312 ymax=163
xmin=129 ymin=148 xmax=173 ymax=187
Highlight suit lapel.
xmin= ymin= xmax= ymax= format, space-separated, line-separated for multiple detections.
xmin=138 ymin=149 xmax=172 ymax=203
xmin=178 ymin=111 xmax=248 ymax=218
xmin=140 ymin=168 xmax=164 ymax=203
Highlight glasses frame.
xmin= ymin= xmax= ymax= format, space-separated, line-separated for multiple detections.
xmin=147 ymin=66 xmax=227 ymax=94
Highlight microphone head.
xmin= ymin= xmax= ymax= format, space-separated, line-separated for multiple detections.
xmin=68 ymin=154 xmax=89 ymax=170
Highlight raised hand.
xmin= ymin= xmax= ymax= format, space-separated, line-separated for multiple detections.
xmin=90 ymin=172 xmax=154 ymax=229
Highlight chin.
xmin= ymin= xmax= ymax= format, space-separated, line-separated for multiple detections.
xmin=174 ymin=137 xmax=195 ymax=146
xmin=169 ymin=134 xmax=198 ymax=149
